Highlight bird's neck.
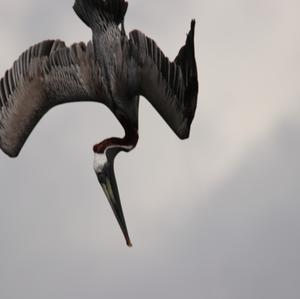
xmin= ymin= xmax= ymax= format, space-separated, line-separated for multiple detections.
xmin=93 ymin=129 xmax=138 ymax=154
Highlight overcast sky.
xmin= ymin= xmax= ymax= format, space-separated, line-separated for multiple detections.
xmin=0 ymin=1 xmax=300 ymax=298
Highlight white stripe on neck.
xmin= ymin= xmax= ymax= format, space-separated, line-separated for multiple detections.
xmin=93 ymin=144 xmax=134 ymax=174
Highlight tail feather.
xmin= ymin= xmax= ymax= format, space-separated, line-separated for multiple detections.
xmin=174 ymin=20 xmax=198 ymax=127
xmin=73 ymin=0 xmax=128 ymax=30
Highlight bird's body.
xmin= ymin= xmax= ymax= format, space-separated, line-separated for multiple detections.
xmin=0 ymin=0 xmax=198 ymax=246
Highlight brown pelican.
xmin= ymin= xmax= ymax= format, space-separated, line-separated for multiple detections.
xmin=0 ymin=0 xmax=198 ymax=247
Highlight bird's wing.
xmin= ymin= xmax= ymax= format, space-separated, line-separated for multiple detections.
xmin=129 ymin=20 xmax=198 ymax=139
xmin=0 ymin=39 xmax=103 ymax=157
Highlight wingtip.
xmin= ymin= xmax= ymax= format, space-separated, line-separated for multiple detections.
xmin=183 ymin=20 xmax=195 ymax=47
xmin=184 ymin=19 xmax=196 ymax=57
xmin=191 ymin=19 xmax=196 ymax=31
xmin=0 ymin=144 xmax=20 ymax=158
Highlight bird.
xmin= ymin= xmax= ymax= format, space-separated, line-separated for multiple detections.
xmin=0 ymin=0 xmax=198 ymax=247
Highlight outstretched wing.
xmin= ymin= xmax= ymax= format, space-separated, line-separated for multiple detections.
xmin=0 ymin=39 xmax=102 ymax=157
xmin=130 ymin=20 xmax=198 ymax=139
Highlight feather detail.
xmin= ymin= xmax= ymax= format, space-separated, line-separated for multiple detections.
xmin=73 ymin=0 xmax=128 ymax=30
xmin=129 ymin=20 xmax=198 ymax=139
xmin=0 ymin=40 xmax=101 ymax=157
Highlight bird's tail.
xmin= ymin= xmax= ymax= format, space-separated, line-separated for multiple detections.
xmin=174 ymin=20 xmax=198 ymax=130
xmin=73 ymin=0 xmax=128 ymax=30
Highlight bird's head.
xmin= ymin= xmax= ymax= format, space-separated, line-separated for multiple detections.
xmin=93 ymin=141 xmax=133 ymax=247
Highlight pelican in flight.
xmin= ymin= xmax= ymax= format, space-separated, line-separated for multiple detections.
xmin=0 ymin=0 xmax=198 ymax=246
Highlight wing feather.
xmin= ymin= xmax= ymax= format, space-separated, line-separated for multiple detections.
xmin=0 ymin=39 xmax=102 ymax=157
xmin=129 ymin=21 xmax=198 ymax=139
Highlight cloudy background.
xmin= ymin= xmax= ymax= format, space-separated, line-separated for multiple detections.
xmin=0 ymin=0 xmax=299 ymax=298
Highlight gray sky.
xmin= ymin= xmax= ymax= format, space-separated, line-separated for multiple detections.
xmin=0 ymin=0 xmax=300 ymax=298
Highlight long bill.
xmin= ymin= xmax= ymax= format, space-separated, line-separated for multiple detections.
xmin=96 ymin=161 xmax=132 ymax=247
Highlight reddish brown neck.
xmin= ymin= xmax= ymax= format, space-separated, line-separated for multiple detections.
xmin=93 ymin=129 xmax=139 ymax=154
